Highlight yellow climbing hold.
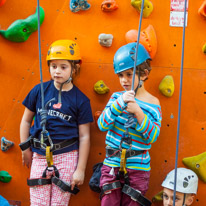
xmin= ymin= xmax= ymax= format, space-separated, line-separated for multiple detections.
xmin=182 ymin=152 xmax=206 ymax=183
xmin=131 ymin=0 xmax=153 ymax=18
xmin=94 ymin=80 xmax=109 ymax=94
xmin=152 ymin=190 xmax=163 ymax=202
xmin=202 ymin=43 xmax=206 ymax=54
xmin=159 ymin=75 xmax=174 ymax=97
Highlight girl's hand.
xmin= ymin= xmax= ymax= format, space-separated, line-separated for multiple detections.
xmin=22 ymin=149 xmax=33 ymax=168
xmin=70 ymin=169 xmax=85 ymax=190
xmin=126 ymin=101 xmax=140 ymax=114
xmin=122 ymin=90 xmax=135 ymax=103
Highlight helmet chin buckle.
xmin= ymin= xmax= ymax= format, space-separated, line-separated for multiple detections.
xmin=138 ymin=80 xmax=143 ymax=88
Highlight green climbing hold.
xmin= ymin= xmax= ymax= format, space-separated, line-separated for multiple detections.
xmin=0 ymin=171 xmax=12 ymax=183
xmin=0 ymin=6 xmax=45 ymax=42
xmin=182 ymin=152 xmax=206 ymax=183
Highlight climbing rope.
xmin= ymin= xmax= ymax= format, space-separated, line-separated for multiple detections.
xmin=37 ymin=0 xmax=55 ymax=152
xmin=121 ymin=0 xmax=145 ymax=149
xmin=173 ymin=0 xmax=187 ymax=205
xmin=37 ymin=0 xmax=45 ymax=130
xmin=131 ymin=0 xmax=145 ymax=92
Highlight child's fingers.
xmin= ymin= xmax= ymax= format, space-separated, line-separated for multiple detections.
xmin=70 ymin=180 xmax=75 ymax=190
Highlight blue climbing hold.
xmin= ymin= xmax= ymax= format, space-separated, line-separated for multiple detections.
xmin=1 ymin=137 xmax=14 ymax=152
xmin=70 ymin=0 xmax=91 ymax=12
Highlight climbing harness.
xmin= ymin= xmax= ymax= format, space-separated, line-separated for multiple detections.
xmin=100 ymin=1 xmax=152 ymax=205
xmin=19 ymin=0 xmax=80 ymax=200
xmin=172 ymin=1 xmax=187 ymax=206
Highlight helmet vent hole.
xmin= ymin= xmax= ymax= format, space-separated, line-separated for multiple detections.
xmin=23 ymin=28 xmax=27 ymax=32
xmin=164 ymin=160 xmax=167 ymax=163
xmin=167 ymin=124 xmax=170 ymax=127
xmin=174 ymin=44 xmax=176 ymax=47
xmin=99 ymin=153 xmax=102 ymax=156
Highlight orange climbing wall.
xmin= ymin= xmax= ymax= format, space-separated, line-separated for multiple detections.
xmin=0 ymin=0 xmax=206 ymax=205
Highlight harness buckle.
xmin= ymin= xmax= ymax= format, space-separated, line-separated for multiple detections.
xmin=38 ymin=179 xmax=42 ymax=185
xmin=57 ymin=180 xmax=62 ymax=187
xmin=53 ymin=143 xmax=61 ymax=151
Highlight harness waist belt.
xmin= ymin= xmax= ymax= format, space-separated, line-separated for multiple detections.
xmin=27 ymin=178 xmax=51 ymax=186
xmin=19 ymin=136 xmax=77 ymax=152
xmin=122 ymin=184 xmax=151 ymax=206
xmin=106 ymin=146 xmax=145 ymax=158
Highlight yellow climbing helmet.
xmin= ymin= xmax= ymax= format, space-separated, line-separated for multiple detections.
xmin=46 ymin=39 xmax=81 ymax=62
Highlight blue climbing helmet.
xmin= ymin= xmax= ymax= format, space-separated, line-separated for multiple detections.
xmin=113 ymin=43 xmax=151 ymax=74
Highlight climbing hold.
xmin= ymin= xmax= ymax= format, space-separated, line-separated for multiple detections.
xmin=0 ymin=7 xmax=45 ymax=42
xmin=139 ymin=25 xmax=157 ymax=59
xmin=94 ymin=80 xmax=109 ymax=94
xmin=94 ymin=111 xmax=102 ymax=127
xmin=125 ymin=29 xmax=139 ymax=44
xmin=159 ymin=75 xmax=174 ymax=97
xmin=202 ymin=43 xmax=206 ymax=54
xmin=182 ymin=152 xmax=206 ymax=183
xmin=125 ymin=25 xmax=157 ymax=59
xmin=70 ymin=0 xmax=91 ymax=13
xmin=0 ymin=171 xmax=12 ymax=183
xmin=98 ymin=33 xmax=113 ymax=47
xmin=198 ymin=0 xmax=206 ymax=18
xmin=101 ymin=0 xmax=118 ymax=12
xmin=152 ymin=190 xmax=163 ymax=202
xmin=131 ymin=0 xmax=154 ymax=18
xmin=1 ymin=137 xmax=14 ymax=152
xmin=0 ymin=0 xmax=6 ymax=7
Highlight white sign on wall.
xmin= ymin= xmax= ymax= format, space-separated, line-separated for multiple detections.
xmin=170 ymin=0 xmax=189 ymax=27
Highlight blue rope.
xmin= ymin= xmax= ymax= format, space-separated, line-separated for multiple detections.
xmin=131 ymin=0 xmax=145 ymax=91
xmin=173 ymin=0 xmax=187 ymax=205
xmin=37 ymin=0 xmax=46 ymax=132
xmin=122 ymin=0 xmax=145 ymax=148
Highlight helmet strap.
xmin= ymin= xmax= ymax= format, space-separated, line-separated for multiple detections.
xmin=53 ymin=69 xmax=73 ymax=109
xmin=134 ymin=80 xmax=143 ymax=94
xmin=182 ymin=193 xmax=186 ymax=206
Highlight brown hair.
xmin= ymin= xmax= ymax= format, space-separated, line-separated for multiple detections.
xmin=135 ymin=59 xmax=151 ymax=81
xmin=69 ymin=60 xmax=81 ymax=76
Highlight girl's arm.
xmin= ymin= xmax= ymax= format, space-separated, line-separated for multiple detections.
xmin=135 ymin=113 xmax=161 ymax=144
xmin=98 ymin=93 xmax=128 ymax=131
xmin=71 ymin=123 xmax=90 ymax=190
xmin=20 ymin=107 xmax=35 ymax=168
xmin=126 ymin=96 xmax=162 ymax=144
